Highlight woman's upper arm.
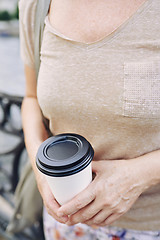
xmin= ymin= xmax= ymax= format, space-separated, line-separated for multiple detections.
xmin=24 ymin=64 xmax=37 ymax=98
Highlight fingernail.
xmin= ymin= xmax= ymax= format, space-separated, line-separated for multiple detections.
xmin=66 ymin=221 xmax=72 ymax=226
xmin=61 ymin=216 xmax=68 ymax=222
xmin=57 ymin=212 xmax=64 ymax=218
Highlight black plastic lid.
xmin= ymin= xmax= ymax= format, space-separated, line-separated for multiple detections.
xmin=36 ymin=133 xmax=94 ymax=177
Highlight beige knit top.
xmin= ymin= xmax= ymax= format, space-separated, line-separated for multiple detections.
xmin=19 ymin=0 xmax=160 ymax=231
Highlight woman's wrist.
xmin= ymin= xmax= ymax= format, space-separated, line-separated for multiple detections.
xmin=130 ymin=150 xmax=160 ymax=192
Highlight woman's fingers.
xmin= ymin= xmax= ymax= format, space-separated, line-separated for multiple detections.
xmin=99 ymin=213 xmax=122 ymax=227
xmin=39 ymin=178 xmax=69 ymax=223
xmin=66 ymin=199 xmax=102 ymax=225
xmin=57 ymin=162 xmax=102 ymax=219
xmin=84 ymin=210 xmax=112 ymax=226
xmin=44 ymin=193 xmax=69 ymax=223
xmin=57 ymin=161 xmax=102 ymax=218
xmin=57 ymin=180 xmax=96 ymax=218
xmin=85 ymin=212 xmax=122 ymax=227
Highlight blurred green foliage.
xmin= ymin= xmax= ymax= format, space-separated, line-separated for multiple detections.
xmin=0 ymin=10 xmax=11 ymax=21
xmin=0 ymin=4 xmax=19 ymax=21
xmin=12 ymin=5 xmax=19 ymax=20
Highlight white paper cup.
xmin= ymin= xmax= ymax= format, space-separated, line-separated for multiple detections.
xmin=36 ymin=133 xmax=94 ymax=205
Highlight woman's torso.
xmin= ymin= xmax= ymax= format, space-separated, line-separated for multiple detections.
xmin=19 ymin=0 xmax=160 ymax=230
xmin=38 ymin=0 xmax=160 ymax=161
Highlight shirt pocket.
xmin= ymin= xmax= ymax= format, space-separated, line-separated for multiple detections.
xmin=123 ymin=59 xmax=160 ymax=119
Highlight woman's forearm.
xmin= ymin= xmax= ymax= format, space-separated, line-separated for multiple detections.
xmin=19 ymin=66 xmax=67 ymax=223
xmin=21 ymin=96 xmax=66 ymax=223
xmin=21 ymin=96 xmax=48 ymax=174
xmin=134 ymin=150 xmax=160 ymax=191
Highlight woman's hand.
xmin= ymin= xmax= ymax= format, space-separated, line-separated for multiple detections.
xmin=57 ymin=159 xmax=149 ymax=226
xmin=27 ymin=140 xmax=69 ymax=224
xmin=36 ymin=173 xmax=69 ymax=224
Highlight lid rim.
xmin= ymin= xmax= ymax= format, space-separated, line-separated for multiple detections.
xmin=36 ymin=133 xmax=94 ymax=176
xmin=36 ymin=150 xmax=93 ymax=177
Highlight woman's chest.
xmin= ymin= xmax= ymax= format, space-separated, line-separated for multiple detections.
xmin=49 ymin=0 xmax=147 ymax=43
xmin=38 ymin=0 xmax=160 ymax=122
xmin=38 ymin=39 xmax=160 ymax=122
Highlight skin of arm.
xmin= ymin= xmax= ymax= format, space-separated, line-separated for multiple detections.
xmin=57 ymin=150 xmax=160 ymax=227
xmin=21 ymin=65 xmax=68 ymax=223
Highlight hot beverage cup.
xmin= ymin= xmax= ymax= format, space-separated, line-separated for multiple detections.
xmin=36 ymin=133 xmax=94 ymax=205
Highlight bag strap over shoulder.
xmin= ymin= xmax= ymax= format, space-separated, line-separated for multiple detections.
xmin=34 ymin=0 xmax=53 ymax=137
xmin=34 ymin=0 xmax=51 ymax=79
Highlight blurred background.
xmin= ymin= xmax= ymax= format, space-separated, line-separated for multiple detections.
xmin=0 ymin=0 xmax=25 ymax=95
xmin=0 ymin=1 xmax=44 ymax=239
